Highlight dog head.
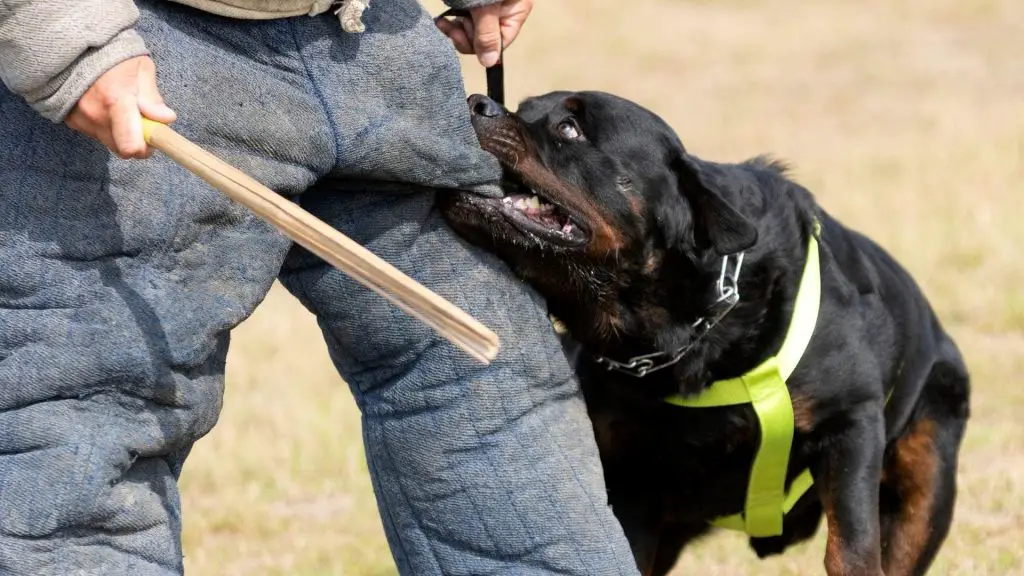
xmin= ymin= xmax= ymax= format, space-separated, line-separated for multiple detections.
xmin=439 ymin=91 xmax=759 ymax=345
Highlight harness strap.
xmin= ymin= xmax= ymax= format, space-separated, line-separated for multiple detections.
xmin=665 ymin=222 xmax=822 ymax=537
xmin=711 ymin=469 xmax=816 ymax=532
xmin=436 ymin=9 xmax=506 ymax=105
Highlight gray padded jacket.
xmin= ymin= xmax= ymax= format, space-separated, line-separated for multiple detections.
xmin=0 ymin=0 xmax=496 ymax=121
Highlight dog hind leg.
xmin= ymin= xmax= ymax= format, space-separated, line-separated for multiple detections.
xmin=880 ymin=358 xmax=969 ymax=576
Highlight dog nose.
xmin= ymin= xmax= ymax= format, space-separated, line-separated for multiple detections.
xmin=468 ymin=94 xmax=505 ymax=118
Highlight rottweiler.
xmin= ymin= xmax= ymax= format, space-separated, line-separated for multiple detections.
xmin=438 ymin=92 xmax=971 ymax=576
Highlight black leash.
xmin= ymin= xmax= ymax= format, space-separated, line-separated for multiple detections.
xmin=436 ymin=8 xmax=505 ymax=105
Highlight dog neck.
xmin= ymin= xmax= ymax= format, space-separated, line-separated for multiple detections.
xmin=568 ymin=167 xmax=818 ymax=400
xmin=655 ymin=247 xmax=796 ymax=397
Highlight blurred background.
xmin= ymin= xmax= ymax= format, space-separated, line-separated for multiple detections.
xmin=180 ymin=0 xmax=1023 ymax=574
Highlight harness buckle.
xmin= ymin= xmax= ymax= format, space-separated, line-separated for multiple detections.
xmin=718 ymin=252 xmax=744 ymax=299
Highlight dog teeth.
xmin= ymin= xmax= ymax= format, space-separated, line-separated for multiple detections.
xmin=509 ymin=194 xmax=546 ymax=213
xmin=507 ymin=193 xmax=559 ymax=221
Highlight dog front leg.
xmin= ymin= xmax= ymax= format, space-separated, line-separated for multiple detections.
xmin=612 ymin=500 xmax=666 ymax=576
xmin=815 ymin=402 xmax=886 ymax=576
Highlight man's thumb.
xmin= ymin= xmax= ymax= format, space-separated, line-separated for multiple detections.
xmin=139 ymin=99 xmax=177 ymax=124
xmin=137 ymin=60 xmax=177 ymax=124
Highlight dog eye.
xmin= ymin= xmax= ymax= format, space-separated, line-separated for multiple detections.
xmin=556 ymin=119 xmax=584 ymax=141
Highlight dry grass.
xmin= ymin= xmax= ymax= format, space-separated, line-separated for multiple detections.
xmin=180 ymin=0 xmax=1024 ymax=573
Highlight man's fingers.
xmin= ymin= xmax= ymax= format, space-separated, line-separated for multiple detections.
xmin=65 ymin=56 xmax=173 ymax=159
xmin=109 ymin=95 xmax=149 ymax=159
xmin=92 ymin=130 xmax=121 ymax=156
xmin=497 ymin=0 xmax=533 ymax=49
xmin=470 ymin=5 xmax=502 ymax=67
xmin=435 ymin=16 xmax=474 ymax=54
xmin=438 ymin=1 xmax=534 ymax=65
xmin=68 ymin=113 xmax=119 ymax=155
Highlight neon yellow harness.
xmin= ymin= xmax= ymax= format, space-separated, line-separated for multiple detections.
xmin=663 ymin=225 xmax=821 ymax=538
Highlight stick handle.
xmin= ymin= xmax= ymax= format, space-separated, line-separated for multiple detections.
xmin=142 ymin=119 xmax=499 ymax=364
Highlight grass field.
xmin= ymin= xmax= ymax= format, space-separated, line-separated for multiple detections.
xmin=180 ymin=0 xmax=1024 ymax=574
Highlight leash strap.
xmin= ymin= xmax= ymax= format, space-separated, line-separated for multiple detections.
xmin=437 ymin=8 xmax=505 ymax=105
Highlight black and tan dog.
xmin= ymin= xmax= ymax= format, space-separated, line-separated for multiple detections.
xmin=438 ymin=92 xmax=970 ymax=576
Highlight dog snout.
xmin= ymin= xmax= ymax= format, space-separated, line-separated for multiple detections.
xmin=468 ymin=94 xmax=505 ymax=118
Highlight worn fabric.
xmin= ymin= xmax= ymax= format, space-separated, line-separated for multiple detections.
xmin=0 ymin=0 xmax=149 ymax=121
xmin=280 ymin=184 xmax=640 ymax=576
xmin=0 ymin=0 xmax=499 ymax=122
xmin=165 ymin=0 xmax=500 ymax=20
xmin=0 ymin=1 xmax=640 ymax=575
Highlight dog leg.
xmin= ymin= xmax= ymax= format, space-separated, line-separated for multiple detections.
xmin=880 ymin=361 xmax=969 ymax=576
xmin=613 ymin=504 xmax=665 ymax=576
xmin=749 ymin=497 xmax=824 ymax=558
xmin=816 ymin=402 xmax=886 ymax=576
xmin=609 ymin=495 xmax=710 ymax=576
xmin=647 ymin=522 xmax=710 ymax=576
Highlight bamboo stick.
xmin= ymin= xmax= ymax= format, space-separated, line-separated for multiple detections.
xmin=142 ymin=119 xmax=499 ymax=364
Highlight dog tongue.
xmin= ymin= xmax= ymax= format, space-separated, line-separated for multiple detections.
xmin=537 ymin=213 xmax=560 ymax=227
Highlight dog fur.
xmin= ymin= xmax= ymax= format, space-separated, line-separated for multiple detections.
xmin=438 ymin=91 xmax=971 ymax=576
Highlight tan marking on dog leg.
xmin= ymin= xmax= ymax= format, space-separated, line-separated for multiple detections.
xmin=883 ymin=418 xmax=939 ymax=576
xmin=820 ymin=489 xmax=883 ymax=575
xmin=821 ymin=491 xmax=847 ymax=576
xmin=791 ymin=394 xmax=815 ymax=432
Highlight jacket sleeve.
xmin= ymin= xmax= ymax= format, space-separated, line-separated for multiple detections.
xmin=442 ymin=0 xmax=504 ymax=9
xmin=0 ymin=0 xmax=149 ymax=122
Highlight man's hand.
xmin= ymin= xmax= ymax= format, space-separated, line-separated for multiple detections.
xmin=436 ymin=0 xmax=534 ymax=68
xmin=65 ymin=56 xmax=177 ymax=160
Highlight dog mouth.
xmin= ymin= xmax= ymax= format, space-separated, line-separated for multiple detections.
xmin=494 ymin=185 xmax=587 ymax=247
xmin=472 ymin=177 xmax=589 ymax=248
xmin=454 ymin=97 xmax=590 ymax=249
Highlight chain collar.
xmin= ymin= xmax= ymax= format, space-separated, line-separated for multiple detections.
xmin=593 ymin=252 xmax=746 ymax=378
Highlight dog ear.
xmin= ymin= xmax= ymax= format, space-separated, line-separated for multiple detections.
xmin=671 ymin=153 xmax=758 ymax=255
